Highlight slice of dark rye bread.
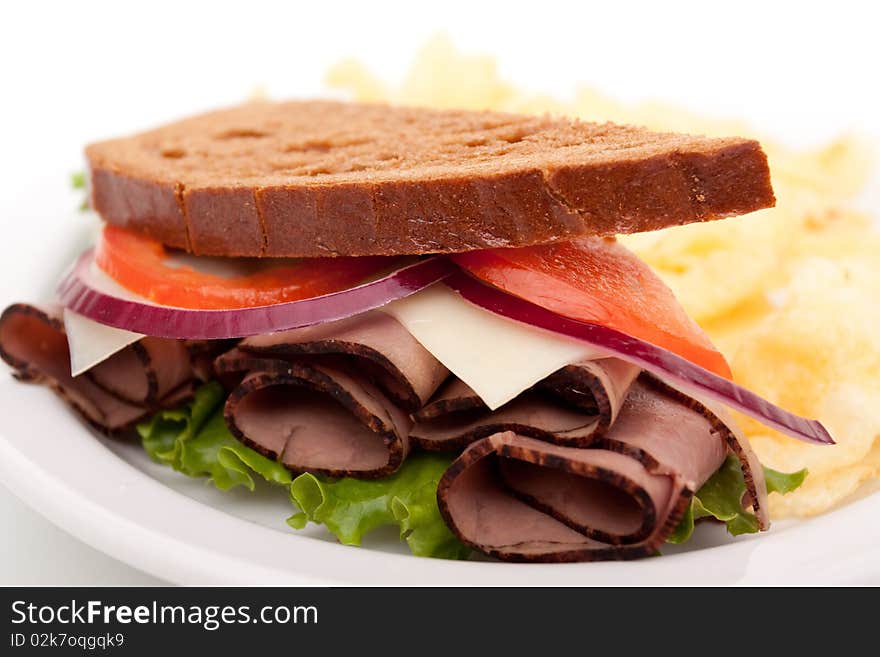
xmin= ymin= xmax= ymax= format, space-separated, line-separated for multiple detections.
xmin=85 ymin=100 xmax=775 ymax=258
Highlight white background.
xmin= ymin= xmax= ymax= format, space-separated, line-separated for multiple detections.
xmin=1 ymin=0 xmax=878 ymax=584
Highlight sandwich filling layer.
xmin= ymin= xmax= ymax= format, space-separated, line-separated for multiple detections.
xmin=0 ymin=303 xmax=775 ymax=562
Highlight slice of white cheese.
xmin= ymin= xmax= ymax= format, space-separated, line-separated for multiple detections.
xmin=64 ymin=309 xmax=144 ymax=376
xmin=384 ymin=285 xmax=606 ymax=409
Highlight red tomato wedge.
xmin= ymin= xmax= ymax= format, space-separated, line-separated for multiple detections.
xmin=453 ymin=238 xmax=732 ymax=378
xmin=95 ymin=225 xmax=395 ymax=310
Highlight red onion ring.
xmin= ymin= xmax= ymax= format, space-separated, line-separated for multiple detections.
xmin=444 ymin=271 xmax=834 ymax=446
xmin=57 ymin=249 xmax=456 ymax=340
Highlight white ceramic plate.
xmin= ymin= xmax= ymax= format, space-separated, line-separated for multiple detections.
xmin=2 ymin=213 xmax=879 ymax=586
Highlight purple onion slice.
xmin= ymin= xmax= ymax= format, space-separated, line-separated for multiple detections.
xmin=57 ymin=249 xmax=456 ymax=340
xmin=444 ymin=271 xmax=834 ymax=446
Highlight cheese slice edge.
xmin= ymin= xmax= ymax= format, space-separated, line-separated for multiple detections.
xmin=64 ymin=309 xmax=144 ymax=376
xmin=384 ymin=285 xmax=605 ymax=409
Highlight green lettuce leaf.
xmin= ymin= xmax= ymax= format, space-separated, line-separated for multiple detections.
xmin=288 ymin=453 xmax=471 ymax=560
xmin=177 ymin=411 xmax=292 ymax=491
xmin=667 ymin=455 xmax=807 ymax=544
xmin=137 ymin=382 xmax=291 ymax=491
xmin=71 ymin=170 xmax=89 ymax=211
xmin=764 ymin=465 xmax=809 ymax=495
xmin=137 ymin=382 xmax=466 ymax=558
xmin=138 ymin=380 xmax=223 ymax=466
xmin=141 ymin=384 xmax=799 ymax=557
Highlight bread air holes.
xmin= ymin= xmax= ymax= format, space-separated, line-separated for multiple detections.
xmin=216 ymin=128 xmax=269 ymax=140
xmin=283 ymin=137 xmax=370 ymax=154
xmin=160 ymin=148 xmax=186 ymax=159
xmin=284 ymin=140 xmax=332 ymax=153
xmin=304 ymin=167 xmax=334 ymax=176
xmin=501 ymin=131 xmax=528 ymax=144
xmin=375 ymin=153 xmax=397 ymax=163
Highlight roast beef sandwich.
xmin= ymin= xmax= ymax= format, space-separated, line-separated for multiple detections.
xmin=0 ymin=101 xmax=827 ymax=561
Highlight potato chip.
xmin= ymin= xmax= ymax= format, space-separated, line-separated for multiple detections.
xmin=700 ymin=296 xmax=776 ymax=357
xmin=619 ymin=209 xmax=784 ymax=322
xmin=326 ymin=37 xmax=880 ymax=518
xmin=325 ymin=59 xmax=390 ymax=103
xmin=398 ymin=35 xmax=517 ymax=111
xmin=764 ymin=441 xmax=880 ymax=517
xmin=730 ymin=258 xmax=880 ymax=514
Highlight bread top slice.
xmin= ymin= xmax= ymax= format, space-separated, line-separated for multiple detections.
xmin=86 ymin=100 xmax=774 ymax=257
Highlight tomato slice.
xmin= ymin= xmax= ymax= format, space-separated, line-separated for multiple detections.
xmin=95 ymin=225 xmax=395 ymax=310
xmin=453 ymin=238 xmax=732 ymax=378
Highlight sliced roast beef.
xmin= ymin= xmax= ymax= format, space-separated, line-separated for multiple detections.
xmin=651 ymin=379 xmax=769 ymax=530
xmin=436 ymin=378 xmax=728 ymax=562
xmin=411 ymin=358 xmax=639 ymax=450
xmin=224 ymin=363 xmax=412 ymax=478
xmin=216 ymin=312 xmax=449 ymax=478
xmin=184 ymin=339 xmax=240 ymax=382
xmin=237 ymin=312 xmax=448 ymax=412
xmin=85 ymin=337 xmax=194 ymax=405
xmin=538 ymin=358 xmax=640 ymax=420
xmin=0 ymin=303 xmax=195 ymax=433
xmin=723 ymin=416 xmax=769 ymax=530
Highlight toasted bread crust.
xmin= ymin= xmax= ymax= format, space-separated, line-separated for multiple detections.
xmin=86 ymin=101 xmax=774 ymax=257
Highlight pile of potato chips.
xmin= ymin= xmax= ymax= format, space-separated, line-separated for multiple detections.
xmin=327 ymin=35 xmax=880 ymax=518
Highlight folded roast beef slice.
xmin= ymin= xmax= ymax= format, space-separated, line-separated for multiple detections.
xmin=724 ymin=416 xmax=769 ymax=529
xmin=538 ymin=358 xmax=640 ymax=421
xmin=588 ymin=377 xmax=728 ymax=488
xmin=237 ymin=312 xmax=448 ymax=412
xmin=436 ymin=378 xmax=729 ymax=562
xmin=224 ymin=363 xmax=413 ymax=478
xmin=183 ymin=339 xmax=240 ymax=382
xmin=86 ymin=337 xmax=194 ymax=405
xmin=216 ymin=312 xmax=449 ymax=478
xmin=0 ymin=303 xmax=194 ymax=432
xmin=411 ymin=358 xmax=640 ymax=450
xmin=651 ymin=379 xmax=769 ymax=530
xmin=412 ymin=389 xmax=607 ymax=451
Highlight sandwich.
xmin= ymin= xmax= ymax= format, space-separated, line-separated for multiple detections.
xmin=0 ymin=101 xmax=828 ymax=561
